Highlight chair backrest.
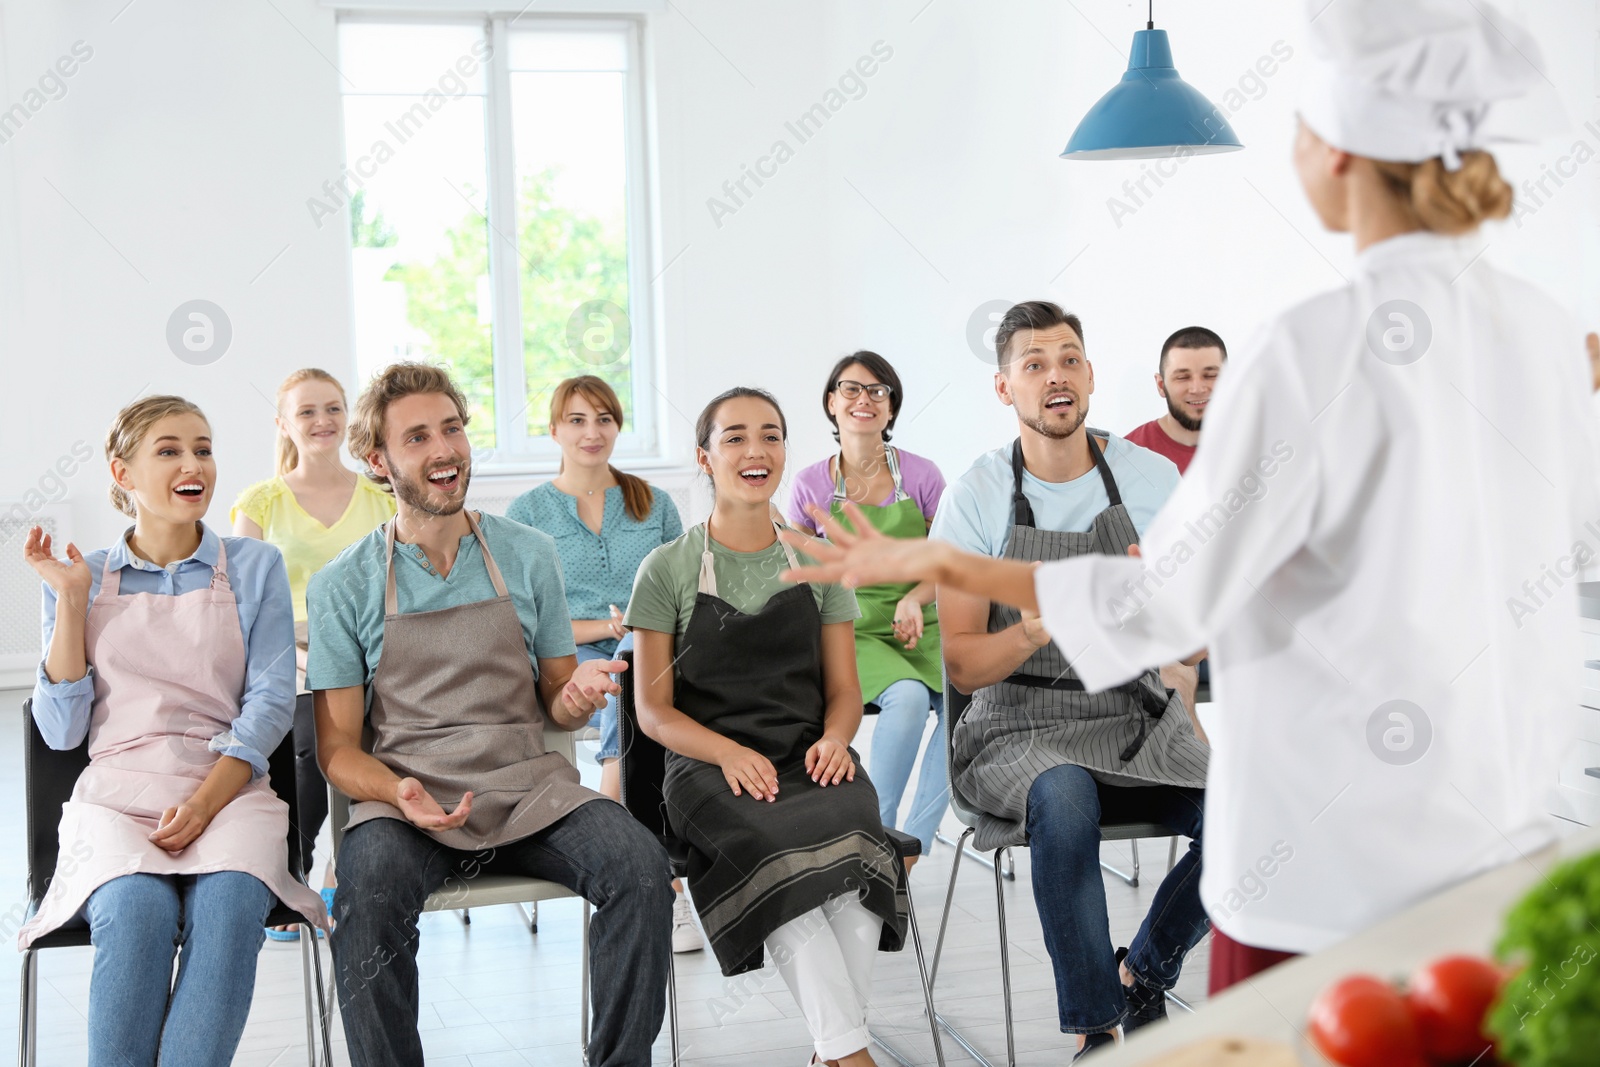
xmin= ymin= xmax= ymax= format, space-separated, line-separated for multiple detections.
xmin=24 ymin=700 xmax=89 ymax=906
xmin=23 ymin=699 xmax=304 ymax=907
xmin=942 ymin=682 xmax=985 ymax=828
xmin=615 ymin=648 xmax=674 ymax=845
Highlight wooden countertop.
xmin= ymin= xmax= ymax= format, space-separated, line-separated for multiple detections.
xmin=1093 ymin=823 xmax=1599 ymax=1066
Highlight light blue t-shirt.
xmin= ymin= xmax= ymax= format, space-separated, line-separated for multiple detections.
xmin=305 ymin=513 xmax=576 ymax=692
xmin=505 ymin=480 xmax=683 ymax=655
xmin=930 ymin=435 xmax=1180 ymax=559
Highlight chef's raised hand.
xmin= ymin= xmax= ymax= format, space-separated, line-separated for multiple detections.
xmin=24 ymin=526 xmax=92 ymax=607
xmin=395 ymin=777 xmax=473 ymax=830
xmin=149 ymin=801 xmax=214 ymax=852
xmin=779 ymin=502 xmax=946 ymax=589
xmin=719 ymin=744 xmax=779 ymax=801
xmin=806 ymin=736 xmax=855 ymax=786
xmin=560 ymin=657 xmax=627 ymax=718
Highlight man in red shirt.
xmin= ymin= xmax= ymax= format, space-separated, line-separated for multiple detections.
xmin=1124 ymin=327 xmax=1227 ymax=475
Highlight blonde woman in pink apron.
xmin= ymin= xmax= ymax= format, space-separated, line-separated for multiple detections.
xmin=20 ymin=396 xmax=326 ymax=1067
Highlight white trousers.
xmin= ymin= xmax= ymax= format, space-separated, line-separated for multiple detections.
xmin=765 ymin=895 xmax=882 ymax=1061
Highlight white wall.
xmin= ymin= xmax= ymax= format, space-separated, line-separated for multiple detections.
xmin=2 ymin=0 xmax=1597 ymax=551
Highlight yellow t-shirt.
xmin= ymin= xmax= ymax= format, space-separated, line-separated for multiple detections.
xmin=230 ymin=475 xmax=396 ymax=622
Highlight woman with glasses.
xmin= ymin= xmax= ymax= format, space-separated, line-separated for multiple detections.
xmin=789 ymin=352 xmax=949 ymax=868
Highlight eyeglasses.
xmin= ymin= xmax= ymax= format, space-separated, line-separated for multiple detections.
xmin=834 ymin=380 xmax=893 ymax=402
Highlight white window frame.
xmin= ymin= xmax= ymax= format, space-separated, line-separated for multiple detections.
xmin=337 ymin=12 xmax=663 ymax=475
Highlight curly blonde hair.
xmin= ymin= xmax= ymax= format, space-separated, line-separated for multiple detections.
xmin=347 ymin=362 xmax=471 ymax=490
xmin=104 ymin=396 xmax=209 ymax=517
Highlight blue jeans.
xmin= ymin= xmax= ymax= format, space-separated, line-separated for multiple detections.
xmin=577 ymin=632 xmax=633 ymax=762
xmin=868 ymin=680 xmax=949 ymax=854
xmin=1025 ymin=764 xmax=1209 ymax=1034
xmin=84 ymin=871 xmax=275 ymax=1067
xmin=332 ymin=798 xmax=672 ymax=1067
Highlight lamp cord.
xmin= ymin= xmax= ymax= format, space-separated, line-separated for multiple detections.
xmin=1147 ymin=0 xmax=1154 ymax=30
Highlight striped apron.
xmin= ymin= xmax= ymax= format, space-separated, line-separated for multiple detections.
xmin=952 ymin=434 xmax=1209 ymax=851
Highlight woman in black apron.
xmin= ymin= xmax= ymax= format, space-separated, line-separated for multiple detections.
xmin=628 ymin=387 xmax=907 ymax=1067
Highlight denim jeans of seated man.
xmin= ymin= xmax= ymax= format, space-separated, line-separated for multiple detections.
xmin=1024 ymin=763 xmax=1208 ymax=1034
xmin=86 ymin=870 xmax=275 ymax=1067
xmin=332 ymin=797 xmax=673 ymax=1067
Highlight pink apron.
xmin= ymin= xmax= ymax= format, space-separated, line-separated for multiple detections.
xmin=18 ymin=537 xmax=327 ymax=948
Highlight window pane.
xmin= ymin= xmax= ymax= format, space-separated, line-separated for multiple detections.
xmin=339 ymin=22 xmax=489 ymax=95
xmin=509 ymin=46 xmax=633 ymax=439
xmin=507 ymin=30 xmax=628 ymax=72
xmin=341 ymin=24 xmax=498 ymax=448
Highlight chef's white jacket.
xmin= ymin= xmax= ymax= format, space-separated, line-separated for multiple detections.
xmin=1039 ymin=231 xmax=1600 ymax=953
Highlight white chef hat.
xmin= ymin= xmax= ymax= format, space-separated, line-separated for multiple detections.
xmin=1297 ymin=0 xmax=1558 ymax=170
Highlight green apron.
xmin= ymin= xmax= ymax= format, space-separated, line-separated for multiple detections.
xmin=829 ymin=447 xmax=943 ymax=703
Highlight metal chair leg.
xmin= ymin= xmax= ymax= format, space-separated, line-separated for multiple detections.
xmin=311 ymin=930 xmax=333 ymax=1067
xmin=929 ymin=827 xmax=999 ymax=1067
xmin=299 ymin=932 xmax=317 ymax=1066
xmin=667 ymin=954 xmax=681 ymax=1066
xmin=994 ymin=846 xmax=1017 ymax=1067
xmin=936 ymin=830 xmax=1016 ymax=881
xmin=17 ymin=949 xmax=35 ymax=1067
xmin=929 ymin=826 xmax=972 ymax=988
xmin=1099 ymin=840 xmax=1141 ymax=888
xmin=580 ymin=901 xmax=591 ymax=1056
xmin=1165 ymin=990 xmax=1195 ymax=1013
xmin=1168 ymin=836 xmax=1179 ymax=873
xmin=868 ymin=870 xmax=948 ymax=1067
xmin=906 ymin=887 xmax=948 ymax=1067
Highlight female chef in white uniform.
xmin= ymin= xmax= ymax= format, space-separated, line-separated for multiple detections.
xmin=786 ymin=0 xmax=1600 ymax=995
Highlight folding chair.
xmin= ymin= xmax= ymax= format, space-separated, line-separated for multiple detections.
xmin=615 ymin=649 xmax=947 ymax=1067
xmin=17 ymin=700 xmax=332 ymax=1067
xmin=326 ymin=715 xmax=594 ymax=1054
xmin=928 ymin=684 xmax=1188 ymax=1067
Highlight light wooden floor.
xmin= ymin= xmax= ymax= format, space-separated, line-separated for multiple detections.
xmin=0 ymin=690 xmax=1210 ymax=1065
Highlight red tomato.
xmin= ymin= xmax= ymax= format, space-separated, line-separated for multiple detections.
xmin=1405 ymin=956 xmax=1502 ymax=1062
xmin=1308 ymin=975 xmax=1427 ymax=1067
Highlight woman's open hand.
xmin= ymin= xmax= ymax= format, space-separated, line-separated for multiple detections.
xmin=719 ymin=744 xmax=779 ymax=801
xmin=805 ymin=736 xmax=855 ymax=786
xmin=24 ymin=527 xmax=91 ymax=608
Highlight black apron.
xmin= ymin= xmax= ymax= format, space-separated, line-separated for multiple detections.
xmin=952 ymin=434 xmax=1209 ymax=851
xmin=664 ymin=523 xmax=908 ymax=976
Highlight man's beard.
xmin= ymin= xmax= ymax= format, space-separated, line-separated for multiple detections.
xmin=390 ymin=458 xmax=472 ymax=516
xmin=1019 ymin=399 xmax=1088 ymax=440
xmin=1166 ymin=394 xmax=1203 ymax=433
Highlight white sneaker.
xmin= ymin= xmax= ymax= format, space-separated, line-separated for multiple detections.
xmin=671 ymin=890 xmax=705 ymax=953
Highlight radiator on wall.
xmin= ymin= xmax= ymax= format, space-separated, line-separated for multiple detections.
xmin=0 ymin=506 xmax=65 ymax=690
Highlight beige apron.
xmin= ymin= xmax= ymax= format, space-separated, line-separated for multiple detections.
xmin=19 ymin=534 xmax=326 ymax=947
xmin=343 ymin=511 xmax=604 ymax=850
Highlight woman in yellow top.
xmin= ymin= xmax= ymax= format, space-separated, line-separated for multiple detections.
xmin=232 ymin=368 xmax=394 ymax=937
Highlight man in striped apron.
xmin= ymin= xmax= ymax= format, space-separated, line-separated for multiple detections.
xmin=929 ymin=302 xmax=1211 ymax=1059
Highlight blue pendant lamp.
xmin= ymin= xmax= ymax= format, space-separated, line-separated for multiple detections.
xmin=1061 ymin=1 xmax=1242 ymax=160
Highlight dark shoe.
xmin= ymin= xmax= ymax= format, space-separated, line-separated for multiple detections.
xmin=1117 ymin=946 xmax=1168 ymax=1034
xmin=1073 ymin=1032 xmax=1116 ymax=1061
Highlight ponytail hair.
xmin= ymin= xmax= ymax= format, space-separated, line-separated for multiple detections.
xmin=1370 ymin=151 xmax=1513 ymax=236
xmin=274 ymin=368 xmax=348 ymax=476
xmin=104 ymin=395 xmax=209 ymax=517
xmin=548 ymin=375 xmax=654 ymax=522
